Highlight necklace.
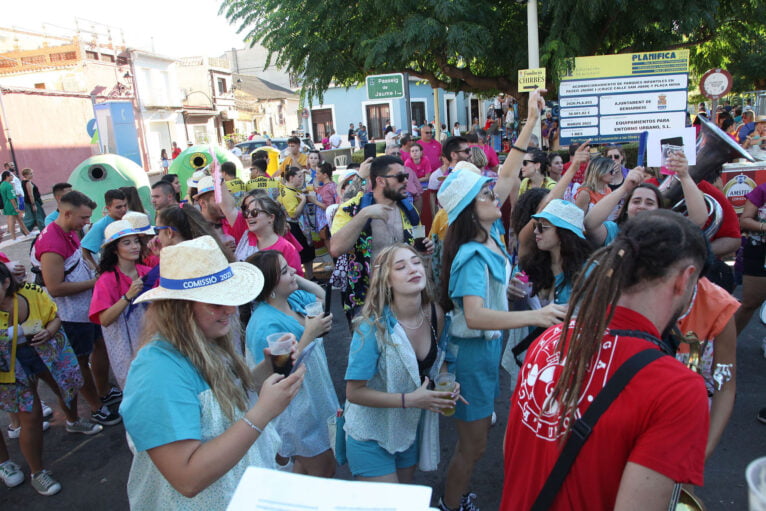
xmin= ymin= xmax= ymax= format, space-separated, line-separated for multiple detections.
xmin=398 ymin=310 xmax=425 ymax=330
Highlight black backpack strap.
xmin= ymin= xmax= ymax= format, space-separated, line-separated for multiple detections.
xmin=511 ymin=326 xmax=546 ymax=367
xmin=530 ymin=348 xmax=666 ymax=511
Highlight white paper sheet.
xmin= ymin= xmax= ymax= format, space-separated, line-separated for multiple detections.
xmin=646 ymin=127 xmax=697 ymax=167
xmin=227 ymin=467 xmax=436 ymax=511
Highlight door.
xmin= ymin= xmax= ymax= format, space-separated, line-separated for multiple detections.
xmin=366 ymin=103 xmax=390 ymax=140
xmin=311 ymin=108 xmax=333 ymax=142
xmin=470 ymin=98 xmax=479 ymax=125
xmin=411 ymin=101 xmax=426 ymax=127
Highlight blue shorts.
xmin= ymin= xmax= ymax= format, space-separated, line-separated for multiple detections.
xmin=62 ymin=321 xmax=100 ymax=357
xmin=16 ymin=344 xmax=46 ymax=376
xmin=346 ymin=435 xmax=418 ymax=477
xmin=448 ymin=335 xmax=502 ymax=421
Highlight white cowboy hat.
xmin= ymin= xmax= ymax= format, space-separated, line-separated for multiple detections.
xmin=101 ymin=220 xmax=141 ymax=248
xmin=134 ymin=235 xmax=264 ymax=306
xmin=122 ymin=211 xmax=155 ymax=235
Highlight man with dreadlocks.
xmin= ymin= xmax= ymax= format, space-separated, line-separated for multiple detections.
xmin=501 ymin=209 xmax=710 ymax=511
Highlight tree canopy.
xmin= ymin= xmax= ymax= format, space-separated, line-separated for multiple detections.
xmin=220 ymin=0 xmax=766 ymax=101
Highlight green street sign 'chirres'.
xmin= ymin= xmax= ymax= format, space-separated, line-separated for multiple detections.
xmin=366 ymin=73 xmax=405 ymax=100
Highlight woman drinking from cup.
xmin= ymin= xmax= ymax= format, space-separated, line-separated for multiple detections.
xmin=344 ymin=244 xmax=457 ymax=483
xmin=245 ymin=250 xmax=336 ymax=477
xmin=120 ymin=236 xmax=304 ymax=510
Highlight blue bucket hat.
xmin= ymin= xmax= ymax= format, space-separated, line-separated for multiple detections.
xmin=532 ymin=199 xmax=586 ymax=239
xmin=437 ymin=162 xmax=492 ymax=225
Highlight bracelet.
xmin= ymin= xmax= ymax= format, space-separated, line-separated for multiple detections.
xmin=242 ymin=416 xmax=264 ymax=434
xmin=401 ymin=393 xmax=406 ymax=409
xmin=122 ymin=294 xmax=131 ymax=303
xmin=510 ymin=144 xmax=527 ymax=153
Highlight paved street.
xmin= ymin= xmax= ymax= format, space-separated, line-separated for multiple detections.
xmin=0 ymin=212 xmax=764 ymax=510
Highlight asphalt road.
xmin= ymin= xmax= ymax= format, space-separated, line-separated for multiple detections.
xmin=0 ymin=206 xmax=765 ymax=510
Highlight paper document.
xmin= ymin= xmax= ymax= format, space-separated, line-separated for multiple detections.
xmin=227 ymin=467 xmax=436 ymax=511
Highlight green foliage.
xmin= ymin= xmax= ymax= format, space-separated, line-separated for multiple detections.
xmin=220 ymin=0 xmax=766 ymax=101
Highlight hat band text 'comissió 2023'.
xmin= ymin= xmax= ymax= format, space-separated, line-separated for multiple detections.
xmin=160 ymin=267 xmax=234 ymax=290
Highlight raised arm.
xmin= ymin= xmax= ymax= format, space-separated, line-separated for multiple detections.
xmin=584 ymin=168 xmax=644 ymax=246
xmin=539 ymin=140 xmax=590 ymax=211
xmin=666 ymin=152 xmax=706 ymax=228
xmin=494 ymin=89 xmax=546 ymax=207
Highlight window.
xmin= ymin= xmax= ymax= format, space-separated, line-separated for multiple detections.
xmin=217 ymin=78 xmax=227 ymax=95
xmin=34 ymin=83 xmax=46 ymax=89
xmin=411 ymin=101 xmax=426 ymax=127
xmin=21 ymin=55 xmax=46 ymax=66
xmin=50 ymin=51 xmax=77 ymax=62
xmin=101 ymin=54 xmax=115 ymax=63
xmin=85 ymin=51 xmax=99 ymax=60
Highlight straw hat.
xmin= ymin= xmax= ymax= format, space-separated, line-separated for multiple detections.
xmin=122 ymin=211 xmax=155 ymax=235
xmin=134 ymin=235 xmax=264 ymax=306
xmin=186 ymin=169 xmax=208 ymax=189
xmin=102 ymin=220 xmax=141 ymax=247
xmin=193 ymin=176 xmax=216 ymax=199
xmin=437 ymin=162 xmax=492 ymax=225
xmin=532 ymin=199 xmax=586 ymax=239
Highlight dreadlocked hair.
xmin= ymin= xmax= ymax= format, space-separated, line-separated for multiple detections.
xmin=548 ymin=209 xmax=707 ymax=436
xmin=140 ymin=300 xmax=253 ymax=421
xmin=519 ymin=227 xmax=594 ymax=299
xmin=440 ymin=201 xmax=488 ymax=312
xmin=353 ymin=243 xmax=434 ymax=341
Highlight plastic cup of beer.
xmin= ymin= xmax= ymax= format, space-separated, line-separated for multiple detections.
xmin=411 ymin=224 xmax=427 ymax=252
xmin=305 ymin=301 xmax=324 ymax=319
xmin=434 ymin=372 xmax=457 ymax=416
xmin=747 ymin=456 xmax=766 ymax=511
xmin=267 ymin=333 xmax=294 ymax=376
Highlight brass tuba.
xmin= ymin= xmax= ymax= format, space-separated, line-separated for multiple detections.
xmin=664 ymin=114 xmax=754 ymax=239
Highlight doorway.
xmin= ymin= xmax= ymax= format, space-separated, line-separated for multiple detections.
xmin=311 ymin=108 xmax=333 ymax=142
xmin=366 ymin=103 xmax=390 ymax=140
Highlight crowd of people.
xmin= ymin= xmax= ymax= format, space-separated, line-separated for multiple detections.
xmin=0 ymin=87 xmax=763 ymax=511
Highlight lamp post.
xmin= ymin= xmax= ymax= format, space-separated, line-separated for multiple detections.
xmin=524 ymin=0 xmax=542 ymax=143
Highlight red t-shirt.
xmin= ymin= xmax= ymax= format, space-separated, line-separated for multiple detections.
xmin=697 ymin=180 xmax=741 ymax=240
xmin=501 ymin=307 xmax=708 ymax=511
xmin=34 ymin=222 xmax=80 ymax=261
xmin=88 ymin=264 xmax=153 ymax=324
xmin=419 ymin=139 xmax=443 ymax=171
xmin=563 ymin=161 xmax=588 ymax=184
xmin=171 ymin=147 xmax=181 ymax=159
xmin=480 ymin=144 xmax=500 ymax=170
xmin=222 ymin=211 xmax=249 ymax=245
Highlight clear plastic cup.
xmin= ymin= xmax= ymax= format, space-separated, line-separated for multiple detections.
xmin=304 ymin=301 xmax=324 ymax=319
xmin=434 ymin=372 xmax=457 ymax=416
xmin=266 ymin=333 xmax=294 ymax=376
xmin=747 ymin=457 xmax=766 ymax=511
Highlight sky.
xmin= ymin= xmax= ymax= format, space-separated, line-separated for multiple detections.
xmin=3 ymin=0 xmax=250 ymax=58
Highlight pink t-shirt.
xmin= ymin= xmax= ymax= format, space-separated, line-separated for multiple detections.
xmin=481 ymin=144 xmax=500 ymax=170
xmin=404 ymin=157 xmax=433 ymax=180
xmin=89 ymin=264 xmax=152 ymax=324
xmin=34 ymin=222 xmax=80 ymax=261
xmin=241 ymin=232 xmax=304 ymax=276
xmin=403 ymin=166 xmax=423 ymax=198
xmin=419 ymin=139 xmax=443 ymax=170
xmin=222 ymin=211 xmax=248 ymax=244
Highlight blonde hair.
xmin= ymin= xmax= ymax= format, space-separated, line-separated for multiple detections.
xmin=141 ymin=300 xmax=253 ymax=420
xmin=353 ymin=244 xmax=434 ymax=340
xmin=582 ymin=157 xmax=614 ymax=191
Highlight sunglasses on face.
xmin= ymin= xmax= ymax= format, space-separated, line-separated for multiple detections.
xmin=608 ymin=154 xmax=621 ymax=160
xmin=244 ymin=208 xmax=268 ymax=218
xmin=422 ymin=131 xmax=433 ymax=134
xmin=533 ymin=221 xmax=554 ymax=233
xmin=382 ymin=173 xmax=409 ymax=183
xmin=476 ymin=188 xmax=496 ymax=202
xmin=522 ymin=159 xmax=537 ymax=166
xmin=455 ymin=148 xmax=471 ymax=155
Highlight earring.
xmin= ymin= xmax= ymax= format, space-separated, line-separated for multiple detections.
xmin=270 ymin=291 xmax=276 ymax=299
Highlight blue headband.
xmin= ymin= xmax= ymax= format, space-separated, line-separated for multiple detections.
xmin=104 ymin=228 xmax=140 ymax=245
xmin=160 ymin=267 xmax=234 ymax=290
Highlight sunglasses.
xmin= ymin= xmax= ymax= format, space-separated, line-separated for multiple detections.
xmin=154 ymin=225 xmax=177 ymax=233
xmin=476 ymin=188 xmax=496 ymax=202
xmin=455 ymin=148 xmax=471 ymax=155
xmin=382 ymin=173 xmax=409 ymax=183
xmin=533 ymin=221 xmax=554 ymax=233
xmin=608 ymin=154 xmax=621 ymax=160
xmin=522 ymin=159 xmax=538 ymax=166
xmin=244 ymin=208 xmax=268 ymax=218
xmin=422 ymin=131 xmax=433 ymax=134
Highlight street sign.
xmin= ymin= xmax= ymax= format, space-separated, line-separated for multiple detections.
xmin=366 ymin=73 xmax=405 ymax=100
xmin=699 ymin=68 xmax=733 ymax=100
xmin=518 ymin=68 xmax=546 ymax=92
xmin=558 ymin=50 xmax=690 ymax=145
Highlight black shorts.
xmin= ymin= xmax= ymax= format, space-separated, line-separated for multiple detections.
xmin=62 ymin=321 xmax=101 ymax=357
xmin=16 ymin=344 xmax=46 ymax=376
xmin=288 ymin=222 xmax=315 ymax=264
xmin=743 ymin=240 xmax=766 ymax=277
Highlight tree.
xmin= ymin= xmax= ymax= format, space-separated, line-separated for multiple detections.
xmin=220 ymin=0 xmax=766 ymax=101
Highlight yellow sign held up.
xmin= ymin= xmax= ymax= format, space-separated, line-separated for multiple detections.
xmin=518 ymin=68 xmax=546 ymax=92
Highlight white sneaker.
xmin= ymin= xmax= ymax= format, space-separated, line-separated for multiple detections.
xmin=31 ymin=469 xmax=61 ymax=496
xmin=41 ymin=401 xmax=53 ymax=419
xmin=7 ymin=420 xmax=50 ymax=439
xmin=0 ymin=460 xmax=24 ymax=488
xmin=490 ymin=411 xmax=497 ymax=427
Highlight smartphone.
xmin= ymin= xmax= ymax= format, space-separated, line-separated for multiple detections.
xmin=323 ymin=282 xmax=332 ymax=316
xmin=660 ymin=136 xmax=684 ymax=175
xmin=364 ymin=143 xmax=377 ymax=160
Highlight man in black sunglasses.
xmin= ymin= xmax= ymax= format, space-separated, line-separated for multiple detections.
xmin=330 ymin=155 xmax=431 ymax=322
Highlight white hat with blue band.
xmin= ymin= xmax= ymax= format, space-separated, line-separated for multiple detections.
xmin=134 ymin=235 xmax=264 ymax=306
xmin=101 ymin=220 xmax=141 ymax=248
xmin=437 ymin=161 xmax=492 ymax=225
xmin=532 ymin=199 xmax=586 ymax=239
xmin=123 ymin=211 xmax=155 ymax=235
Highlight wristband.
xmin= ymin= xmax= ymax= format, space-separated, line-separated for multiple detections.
xmin=401 ymin=393 xmax=406 ymax=409
xmin=510 ymin=144 xmax=527 ymax=153
xmin=122 ymin=294 xmax=131 ymax=303
xmin=242 ymin=416 xmax=264 ymax=434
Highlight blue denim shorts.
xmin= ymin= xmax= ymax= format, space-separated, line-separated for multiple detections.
xmin=346 ymin=435 xmax=418 ymax=477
